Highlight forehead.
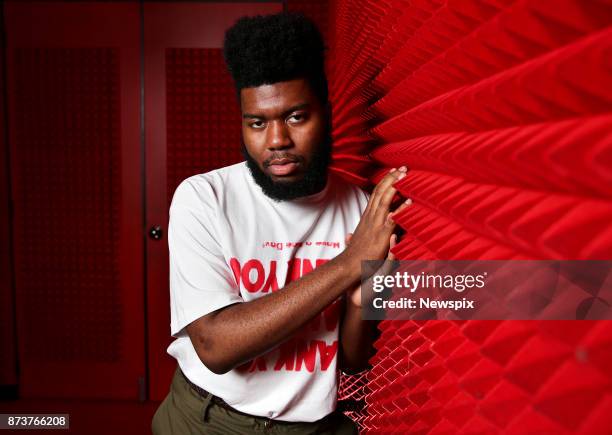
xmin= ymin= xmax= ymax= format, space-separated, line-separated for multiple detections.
xmin=240 ymin=78 xmax=317 ymax=115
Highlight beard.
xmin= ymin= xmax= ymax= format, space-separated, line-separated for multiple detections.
xmin=241 ymin=131 xmax=332 ymax=202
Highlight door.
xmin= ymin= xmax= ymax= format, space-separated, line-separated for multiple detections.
xmin=144 ymin=1 xmax=282 ymax=401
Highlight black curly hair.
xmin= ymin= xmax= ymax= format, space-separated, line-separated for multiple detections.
xmin=223 ymin=12 xmax=328 ymax=104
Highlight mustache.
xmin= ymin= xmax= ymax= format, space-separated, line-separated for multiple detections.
xmin=263 ymin=154 xmax=303 ymax=167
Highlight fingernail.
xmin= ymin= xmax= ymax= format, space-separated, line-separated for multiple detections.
xmin=398 ymin=173 xmax=406 ymax=180
xmin=399 ymin=166 xmax=407 ymax=172
xmin=405 ymin=198 xmax=412 ymax=205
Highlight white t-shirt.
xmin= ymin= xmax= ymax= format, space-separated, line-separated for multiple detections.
xmin=166 ymin=161 xmax=369 ymax=422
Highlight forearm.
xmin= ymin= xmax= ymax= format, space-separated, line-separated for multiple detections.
xmin=339 ymin=298 xmax=378 ymax=371
xmin=188 ymin=251 xmax=361 ymax=374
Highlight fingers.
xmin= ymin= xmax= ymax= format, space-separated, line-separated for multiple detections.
xmin=385 ymin=198 xmax=412 ymax=227
xmin=376 ymin=233 xmax=398 ymax=277
xmin=385 ymin=210 xmax=398 ymax=228
xmin=389 ymin=198 xmax=413 ymax=221
xmin=369 ymin=166 xmax=407 ymax=214
xmin=375 ymin=168 xmax=408 ymax=219
xmin=387 ymin=234 xmax=397 ymax=261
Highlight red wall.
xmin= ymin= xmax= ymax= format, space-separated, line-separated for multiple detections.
xmin=325 ymin=0 xmax=612 ymax=433
xmin=4 ymin=1 xmax=145 ymax=399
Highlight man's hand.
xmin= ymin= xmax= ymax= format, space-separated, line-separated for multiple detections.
xmin=339 ymin=177 xmax=412 ymax=371
xmin=341 ymin=166 xmax=410 ymax=273
xmin=345 ymin=232 xmax=399 ymax=308
xmin=345 ymin=191 xmax=412 ymax=308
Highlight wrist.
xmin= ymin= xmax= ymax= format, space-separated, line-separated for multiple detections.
xmin=336 ymin=250 xmax=362 ymax=284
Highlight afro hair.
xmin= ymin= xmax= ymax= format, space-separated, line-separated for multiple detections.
xmin=223 ymin=12 xmax=328 ymax=103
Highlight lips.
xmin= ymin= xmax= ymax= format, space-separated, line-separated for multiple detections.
xmin=267 ymin=158 xmax=299 ymax=176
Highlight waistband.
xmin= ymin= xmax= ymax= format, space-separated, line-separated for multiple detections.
xmin=179 ymin=367 xmax=302 ymax=426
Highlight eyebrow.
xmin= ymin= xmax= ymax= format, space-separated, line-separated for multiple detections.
xmin=242 ymin=103 xmax=311 ymax=120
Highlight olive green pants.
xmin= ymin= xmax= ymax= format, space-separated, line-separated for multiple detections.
xmin=151 ymin=366 xmax=359 ymax=435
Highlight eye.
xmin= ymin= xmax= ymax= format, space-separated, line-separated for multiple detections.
xmin=249 ymin=120 xmax=265 ymax=129
xmin=287 ymin=113 xmax=307 ymax=124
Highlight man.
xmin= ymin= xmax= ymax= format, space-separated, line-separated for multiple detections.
xmin=152 ymin=12 xmax=409 ymax=435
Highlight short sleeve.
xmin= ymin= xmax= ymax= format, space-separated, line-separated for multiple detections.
xmin=168 ymin=178 xmax=243 ymax=338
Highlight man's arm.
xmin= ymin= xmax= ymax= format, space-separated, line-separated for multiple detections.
xmin=339 ymin=300 xmax=379 ymax=372
xmin=188 ymin=252 xmax=359 ymax=374
xmin=186 ymin=167 xmax=407 ymax=375
xmin=339 ymin=231 xmax=404 ymax=372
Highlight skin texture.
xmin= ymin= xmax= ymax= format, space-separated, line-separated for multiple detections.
xmin=241 ymin=78 xmax=324 ymax=180
xmin=185 ymin=78 xmax=410 ymax=374
xmin=240 ymin=78 xmax=330 ymax=201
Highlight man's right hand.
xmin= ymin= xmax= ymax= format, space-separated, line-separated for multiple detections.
xmin=342 ymin=166 xmax=411 ymax=273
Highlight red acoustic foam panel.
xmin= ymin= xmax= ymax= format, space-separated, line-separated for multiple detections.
xmin=13 ymin=48 xmax=123 ymax=363
xmin=326 ymin=0 xmax=612 ymax=433
xmin=165 ymin=48 xmax=243 ymax=206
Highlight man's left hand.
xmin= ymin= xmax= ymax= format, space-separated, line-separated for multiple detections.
xmin=345 ymin=232 xmax=398 ymax=308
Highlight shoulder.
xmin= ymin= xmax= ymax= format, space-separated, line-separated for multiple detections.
xmin=171 ymin=162 xmax=246 ymax=210
xmin=329 ymin=172 xmax=370 ymax=209
xmin=330 ymin=172 xmax=369 ymax=216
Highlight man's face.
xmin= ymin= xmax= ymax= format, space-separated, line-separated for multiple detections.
xmin=240 ymin=78 xmax=331 ymax=201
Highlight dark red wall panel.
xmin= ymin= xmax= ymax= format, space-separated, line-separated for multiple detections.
xmin=5 ymin=2 xmax=144 ymax=399
xmin=165 ymin=48 xmax=243 ymax=206
xmin=0 ymin=2 xmax=17 ymax=388
xmin=326 ymin=0 xmax=612 ymax=433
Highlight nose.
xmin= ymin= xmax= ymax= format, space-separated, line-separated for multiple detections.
xmin=266 ymin=120 xmax=292 ymax=150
